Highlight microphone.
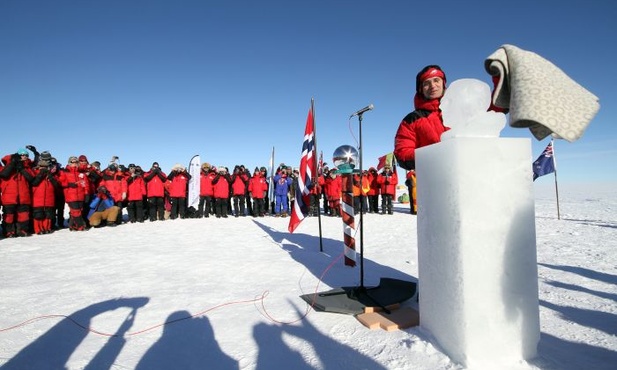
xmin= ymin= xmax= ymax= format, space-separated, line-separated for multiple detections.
xmin=350 ymin=104 xmax=374 ymax=118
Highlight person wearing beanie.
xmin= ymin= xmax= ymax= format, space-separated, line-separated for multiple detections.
xmin=46 ymin=156 xmax=66 ymax=230
xmin=30 ymin=157 xmax=61 ymax=234
xmin=126 ymin=164 xmax=146 ymax=223
xmin=248 ymin=166 xmax=268 ymax=217
xmin=39 ymin=151 xmax=51 ymax=159
xmin=99 ymin=160 xmax=128 ymax=225
xmin=144 ymin=161 xmax=167 ymax=221
xmin=75 ymin=154 xmax=99 ymax=227
xmin=211 ymin=166 xmax=232 ymax=218
xmin=377 ymin=164 xmax=398 ymax=215
xmin=230 ymin=164 xmax=249 ymax=217
xmin=0 ymin=149 xmax=36 ymax=237
xmin=58 ymin=155 xmax=88 ymax=231
xmin=272 ymin=169 xmax=292 ymax=218
xmin=394 ymin=64 xmax=450 ymax=171
xmin=87 ymin=185 xmax=121 ymax=227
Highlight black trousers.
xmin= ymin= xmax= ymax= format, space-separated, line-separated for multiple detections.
xmin=148 ymin=197 xmax=165 ymax=221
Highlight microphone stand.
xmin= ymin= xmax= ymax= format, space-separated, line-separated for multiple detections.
xmin=351 ymin=111 xmax=389 ymax=311
xmin=358 ymin=112 xmax=366 ymax=290
xmin=317 ymin=111 xmax=390 ymax=313
xmin=302 ymin=106 xmax=417 ymax=316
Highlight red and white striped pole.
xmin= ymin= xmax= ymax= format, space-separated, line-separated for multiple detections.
xmin=341 ymin=173 xmax=356 ymax=267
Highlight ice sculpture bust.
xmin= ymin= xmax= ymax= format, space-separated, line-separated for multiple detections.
xmin=440 ymin=78 xmax=506 ymax=140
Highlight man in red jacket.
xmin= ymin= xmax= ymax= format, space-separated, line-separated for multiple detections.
xmin=377 ymin=164 xmax=398 ymax=215
xmin=167 ymin=163 xmax=192 ymax=219
xmin=394 ymin=65 xmax=450 ymax=171
xmin=0 ymin=149 xmax=35 ymax=237
xmin=144 ymin=162 xmax=167 ymax=221
xmin=248 ymin=167 xmax=268 ymax=217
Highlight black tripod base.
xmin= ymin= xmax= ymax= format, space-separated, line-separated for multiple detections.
xmin=300 ymin=278 xmax=417 ymax=315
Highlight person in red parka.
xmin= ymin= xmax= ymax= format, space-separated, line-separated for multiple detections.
xmin=248 ymin=167 xmax=268 ymax=217
xmin=48 ymin=156 xmax=66 ymax=229
xmin=59 ymin=156 xmax=88 ymax=231
xmin=126 ymin=164 xmax=147 ymax=223
xmin=394 ymin=65 xmax=450 ymax=171
xmin=366 ymin=167 xmax=380 ymax=214
xmin=167 ymin=163 xmax=192 ymax=219
xmin=0 ymin=149 xmax=35 ymax=237
xmin=318 ymin=168 xmax=342 ymax=217
xmin=197 ymin=163 xmax=215 ymax=218
xmin=144 ymin=162 xmax=167 ymax=221
xmin=212 ymin=166 xmax=232 ymax=218
xmin=377 ymin=164 xmax=398 ymax=215
xmin=77 ymin=155 xmax=100 ymax=226
xmin=31 ymin=156 xmax=61 ymax=234
xmin=100 ymin=162 xmax=128 ymax=225
xmin=230 ymin=165 xmax=249 ymax=217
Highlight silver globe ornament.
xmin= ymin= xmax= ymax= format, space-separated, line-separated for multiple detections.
xmin=332 ymin=145 xmax=359 ymax=174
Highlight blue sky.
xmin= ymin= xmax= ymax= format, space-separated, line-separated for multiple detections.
xmin=1 ymin=0 xmax=615 ymax=184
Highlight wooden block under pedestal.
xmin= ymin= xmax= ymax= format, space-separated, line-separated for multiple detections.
xmin=363 ymin=303 xmax=401 ymax=313
xmin=356 ymin=307 xmax=419 ymax=331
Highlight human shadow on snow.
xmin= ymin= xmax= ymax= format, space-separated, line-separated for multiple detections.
xmin=539 ymin=300 xmax=617 ymax=336
xmin=538 ymin=263 xmax=617 ymax=285
xmin=253 ymin=303 xmax=387 ymax=370
xmin=135 ymin=310 xmax=238 ymax=370
xmin=1 ymin=297 xmax=149 ymax=370
xmin=544 ymin=280 xmax=617 ymax=303
xmin=531 ymin=332 xmax=617 ymax=370
xmin=251 ymin=219 xmax=416 ymax=290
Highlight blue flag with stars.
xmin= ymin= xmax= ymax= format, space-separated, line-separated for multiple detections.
xmin=532 ymin=142 xmax=555 ymax=181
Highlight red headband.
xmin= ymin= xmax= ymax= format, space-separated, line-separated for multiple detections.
xmin=419 ymin=67 xmax=445 ymax=83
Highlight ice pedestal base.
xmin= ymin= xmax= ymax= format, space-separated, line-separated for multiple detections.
xmin=415 ymin=138 xmax=540 ymax=367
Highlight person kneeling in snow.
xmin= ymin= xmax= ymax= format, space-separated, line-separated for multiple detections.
xmin=88 ymin=186 xmax=120 ymax=227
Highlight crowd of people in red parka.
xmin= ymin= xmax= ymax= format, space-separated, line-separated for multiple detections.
xmin=0 ymin=146 xmax=402 ymax=239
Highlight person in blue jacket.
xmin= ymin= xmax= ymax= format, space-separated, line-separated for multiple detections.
xmin=88 ymin=185 xmax=120 ymax=227
xmin=273 ymin=168 xmax=292 ymax=217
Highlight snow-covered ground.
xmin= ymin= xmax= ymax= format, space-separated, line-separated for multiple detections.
xmin=0 ymin=183 xmax=615 ymax=369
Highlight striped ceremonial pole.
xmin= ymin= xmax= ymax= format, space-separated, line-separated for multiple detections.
xmin=341 ymin=173 xmax=356 ymax=267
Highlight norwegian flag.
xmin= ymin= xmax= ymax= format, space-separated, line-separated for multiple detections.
xmin=288 ymin=104 xmax=316 ymax=233
xmin=532 ymin=141 xmax=556 ymax=181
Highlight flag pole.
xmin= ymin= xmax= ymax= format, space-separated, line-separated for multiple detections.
xmin=311 ymin=98 xmax=324 ymax=252
xmin=551 ymin=138 xmax=561 ymax=220
xmin=269 ymin=146 xmax=275 ymax=215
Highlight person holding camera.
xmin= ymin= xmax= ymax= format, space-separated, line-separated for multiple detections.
xmin=167 ymin=163 xmax=192 ymax=220
xmin=272 ymin=166 xmax=292 ymax=217
xmin=0 ymin=148 xmax=35 ymax=237
xmin=59 ymin=156 xmax=88 ymax=231
xmin=126 ymin=164 xmax=147 ymax=223
xmin=197 ymin=163 xmax=215 ymax=218
xmin=230 ymin=165 xmax=249 ymax=217
xmin=77 ymin=155 xmax=100 ymax=227
xmin=144 ymin=162 xmax=168 ymax=221
xmin=377 ymin=164 xmax=398 ymax=215
xmin=212 ymin=166 xmax=232 ymax=218
xmin=88 ymin=185 xmax=121 ymax=227
xmin=366 ymin=167 xmax=380 ymax=214
xmin=100 ymin=162 xmax=128 ymax=225
xmin=31 ymin=154 xmax=61 ymax=234
xmin=249 ymin=167 xmax=268 ymax=217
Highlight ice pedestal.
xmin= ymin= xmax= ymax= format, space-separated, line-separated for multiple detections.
xmin=415 ymin=137 xmax=540 ymax=368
